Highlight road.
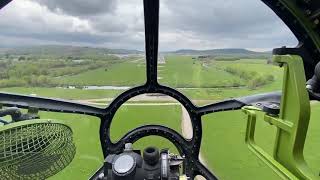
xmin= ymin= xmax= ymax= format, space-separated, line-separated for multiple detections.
xmin=75 ymin=94 xmax=215 ymax=105
xmin=180 ymin=106 xmax=208 ymax=180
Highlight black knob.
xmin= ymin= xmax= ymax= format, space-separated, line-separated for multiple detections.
xmin=307 ymin=62 xmax=320 ymax=92
xmin=143 ymin=147 xmax=159 ymax=166
xmin=314 ymin=61 xmax=320 ymax=79
xmin=262 ymin=102 xmax=280 ymax=116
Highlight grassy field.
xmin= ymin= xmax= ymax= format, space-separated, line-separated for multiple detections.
xmin=54 ymin=60 xmax=146 ymax=86
xmin=202 ymin=111 xmax=280 ymax=179
xmin=159 ymin=56 xmax=245 ymax=88
xmin=110 ymin=105 xmax=181 ymax=141
xmin=162 ymin=57 xmax=283 ymax=105
xmin=0 ymin=57 xmax=283 ymax=103
xmin=0 ymin=87 xmax=124 ymax=100
xmin=214 ymin=59 xmax=283 ymax=90
xmin=0 ymin=85 xmax=281 ymax=106
xmin=2 ymin=54 xmax=318 ymax=179
xmin=48 ymin=105 xmax=181 ymax=179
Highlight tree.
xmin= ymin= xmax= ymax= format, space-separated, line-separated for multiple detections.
xmin=18 ymin=56 xmax=26 ymax=61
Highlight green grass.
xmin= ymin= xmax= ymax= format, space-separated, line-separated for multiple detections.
xmin=180 ymin=85 xmax=281 ymax=101
xmin=0 ymin=56 xmax=283 ymax=103
xmin=55 ymin=61 xmax=146 ymax=86
xmin=48 ymin=105 xmax=181 ymax=179
xmin=230 ymin=59 xmax=269 ymax=64
xmin=42 ymin=113 xmax=103 ymax=180
xmin=159 ymin=56 xmax=244 ymax=88
xmin=304 ymin=102 xmax=320 ymax=174
xmin=0 ymin=87 xmax=124 ymax=100
xmin=158 ymin=57 xmax=283 ymax=105
xmin=215 ymin=59 xmax=283 ymax=90
xmin=175 ymin=59 xmax=283 ymax=104
xmin=110 ymin=105 xmax=182 ymax=141
xmin=201 ymin=111 xmax=280 ymax=180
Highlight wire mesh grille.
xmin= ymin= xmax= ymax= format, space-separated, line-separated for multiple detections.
xmin=0 ymin=122 xmax=76 ymax=179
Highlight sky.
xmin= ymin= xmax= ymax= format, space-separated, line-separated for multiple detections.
xmin=0 ymin=0 xmax=298 ymax=51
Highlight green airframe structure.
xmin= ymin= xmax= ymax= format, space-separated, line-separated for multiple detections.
xmin=243 ymin=55 xmax=316 ymax=180
xmin=242 ymin=0 xmax=320 ymax=179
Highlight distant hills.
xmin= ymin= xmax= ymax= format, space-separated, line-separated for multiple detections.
xmin=0 ymin=45 xmax=142 ymax=59
xmin=0 ymin=45 xmax=271 ymax=59
xmin=167 ymin=48 xmax=271 ymax=58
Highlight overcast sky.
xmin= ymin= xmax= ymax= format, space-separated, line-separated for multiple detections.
xmin=0 ymin=0 xmax=298 ymax=51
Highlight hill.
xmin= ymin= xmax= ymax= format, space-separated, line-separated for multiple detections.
xmin=168 ymin=48 xmax=271 ymax=58
xmin=0 ymin=45 xmax=142 ymax=59
xmin=0 ymin=46 xmax=272 ymax=59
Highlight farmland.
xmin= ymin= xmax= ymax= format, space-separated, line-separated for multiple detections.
xmin=0 ymin=54 xmax=282 ymax=104
xmin=54 ymin=60 xmax=146 ymax=86
xmin=0 ymin=46 xmax=318 ymax=179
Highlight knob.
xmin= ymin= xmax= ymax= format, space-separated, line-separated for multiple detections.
xmin=143 ymin=146 xmax=159 ymax=166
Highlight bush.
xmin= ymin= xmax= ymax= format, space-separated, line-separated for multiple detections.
xmin=266 ymin=74 xmax=274 ymax=81
xmin=224 ymin=66 xmax=275 ymax=89
xmin=215 ymin=57 xmax=240 ymax=61
xmin=0 ymin=78 xmax=27 ymax=88
xmin=248 ymin=75 xmax=275 ymax=89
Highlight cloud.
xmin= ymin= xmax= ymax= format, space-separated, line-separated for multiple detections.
xmin=31 ymin=0 xmax=117 ymax=16
xmin=0 ymin=0 xmax=298 ymax=51
xmin=0 ymin=0 xmax=145 ymax=50
xmin=159 ymin=0 xmax=298 ymax=50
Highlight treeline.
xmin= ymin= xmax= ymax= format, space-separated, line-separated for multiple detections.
xmin=214 ymin=57 xmax=240 ymax=61
xmin=0 ymin=59 xmax=119 ymax=88
xmin=0 ymin=45 xmax=124 ymax=60
xmin=224 ymin=67 xmax=274 ymax=89
xmin=0 ymin=76 xmax=56 ymax=88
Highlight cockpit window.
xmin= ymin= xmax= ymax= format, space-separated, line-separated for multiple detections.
xmin=2 ymin=0 xmax=320 ymax=180
xmin=158 ymin=0 xmax=297 ymax=106
xmin=0 ymin=0 xmax=146 ymax=103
